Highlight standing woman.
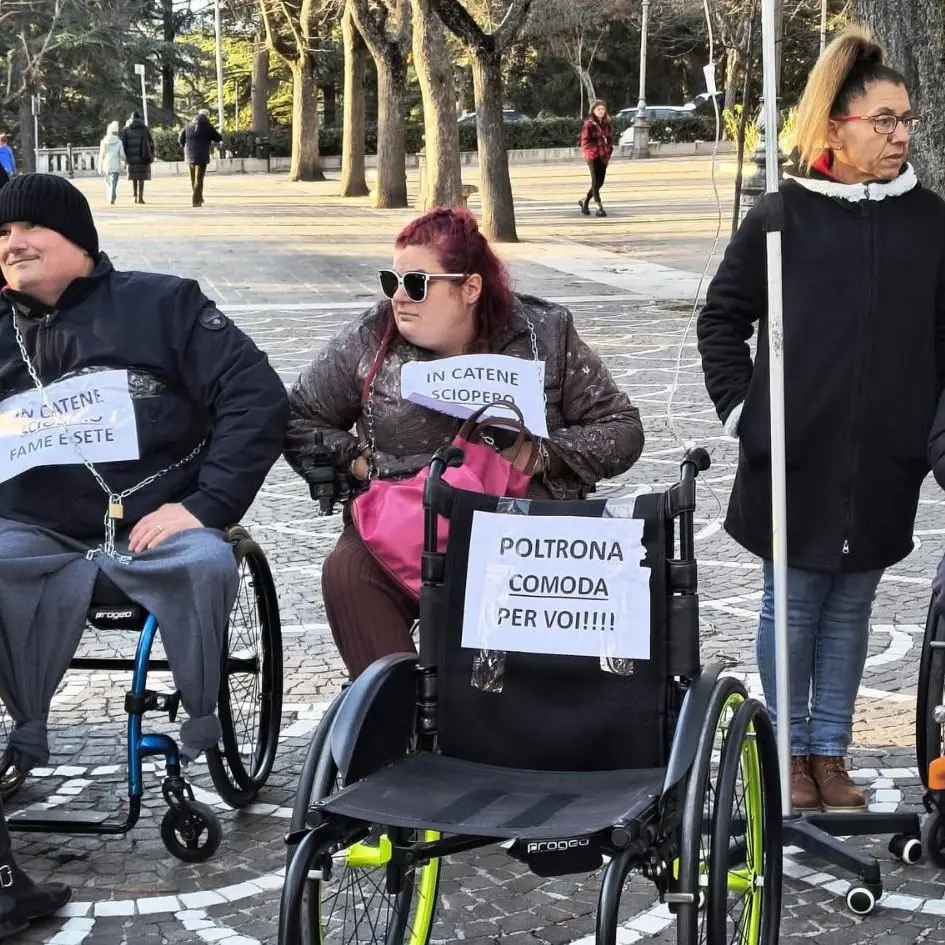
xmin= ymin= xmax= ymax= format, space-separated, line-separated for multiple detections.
xmin=698 ymin=27 xmax=945 ymax=813
xmin=98 ymin=120 xmax=125 ymax=205
xmin=120 ymin=111 xmax=154 ymax=205
xmin=579 ymin=100 xmax=613 ymax=217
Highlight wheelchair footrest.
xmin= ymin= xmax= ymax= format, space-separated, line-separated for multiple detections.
xmin=125 ymin=689 xmax=181 ymax=721
xmin=9 ymin=808 xmax=110 ymax=825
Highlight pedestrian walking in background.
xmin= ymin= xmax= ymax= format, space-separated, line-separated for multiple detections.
xmin=179 ymin=110 xmax=223 ymax=208
xmin=120 ymin=111 xmax=154 ymax=205
xmin=0 ymin=136 xmax=16 ymax=179
xmin=98 ymin=121 xmax=125 ymax=205
xmin=579 ymin=100 xmax=614 ymax=218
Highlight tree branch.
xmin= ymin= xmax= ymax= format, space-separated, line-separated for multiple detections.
xmin=430 ymin=0 xmax=488 ymax=49
xmin=258 ymin=0 xmax=295 ymax=60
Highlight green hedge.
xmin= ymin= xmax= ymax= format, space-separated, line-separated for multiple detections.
xmin=151 ymin=114 xmax=718 ymax=161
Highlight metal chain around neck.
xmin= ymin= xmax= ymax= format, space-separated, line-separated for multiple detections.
xmin=363 ymin=312 xmax=547 ymax=481
xmin=12 ymin=314 xmax=205 ymax=562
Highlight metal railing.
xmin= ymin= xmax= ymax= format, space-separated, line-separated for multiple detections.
xmin=36 ymin=146 xmax=98 ymax=177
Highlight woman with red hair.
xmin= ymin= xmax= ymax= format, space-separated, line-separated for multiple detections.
xmin=285 ymin=207 xmax=644 ymax=678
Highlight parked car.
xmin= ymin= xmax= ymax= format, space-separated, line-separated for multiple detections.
xmin=616 ymin=106 xmax=692 ymax=147
xmin=457 ymin=109 xmax=532 ymax=126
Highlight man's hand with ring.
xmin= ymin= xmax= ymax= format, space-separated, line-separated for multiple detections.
xmin=128 ymin=503 xmax=204 ymax=553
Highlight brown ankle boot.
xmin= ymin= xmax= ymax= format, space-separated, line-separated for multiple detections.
xmin=790 ymin=756 xmax=821 ymax=812
xmin=810 ymin=755 xmax=867 ymax=812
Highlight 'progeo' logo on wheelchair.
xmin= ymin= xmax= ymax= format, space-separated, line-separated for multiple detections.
xmin=526 ymin=838 xmax=591 ymax=854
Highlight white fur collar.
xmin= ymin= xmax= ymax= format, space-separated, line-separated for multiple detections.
xmin=790 ymin=163 xmax=918 ymax=202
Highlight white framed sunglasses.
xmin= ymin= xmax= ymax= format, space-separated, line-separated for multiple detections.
xmin=378 ymin=268 xmax=466 ymax=303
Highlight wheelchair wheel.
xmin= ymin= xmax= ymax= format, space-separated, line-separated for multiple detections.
xmin=707 ymin=698 xmax=782 ymax=945
xmin=281 ymin=704 xmax=441 ymax=945
xmin=916 ymin=592 xmax=944 ymax=789
xmin=674 ymin=673 xmax=746 ymax=945
xmin=206 ymin=527 xmax=284 ymax=809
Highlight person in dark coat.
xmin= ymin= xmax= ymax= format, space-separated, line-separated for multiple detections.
xmin=697 ymin=27 xmax=945 ymax=814
xmin=579 ymin=100 xmax=613 ymax=218
xmin=178 ymin=110 xmax=223 ymax=208
xmin=119 ymin=112 xmax=154 ymax=205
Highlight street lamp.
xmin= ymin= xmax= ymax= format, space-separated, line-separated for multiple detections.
xmin=631 ymin=0 xmax=651 ymax=160
xmin=134 ymin=63 xmax=148 ymax=128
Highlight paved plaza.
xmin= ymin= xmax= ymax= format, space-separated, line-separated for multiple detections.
xmin=4 ymin=158 xmax=945 ymax=944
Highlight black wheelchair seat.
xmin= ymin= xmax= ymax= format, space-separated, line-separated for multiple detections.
xmin=87 ymin=572 xmax=148 ymax=630
xmin=315 ymin=752 xmax=664 ymax=841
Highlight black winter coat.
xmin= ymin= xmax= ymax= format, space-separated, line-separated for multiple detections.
xmin=120 ymin=119 xmax=153 ymax=166
xmin=0 ymin=255 xmax=289 ymax=540
xmin=179 ymin=115 xmax=222 ymax=165
xmin=698 ymin=163 xmax=945 ymax=572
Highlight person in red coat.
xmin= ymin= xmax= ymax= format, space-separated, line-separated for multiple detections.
xmin=579 ymin=100 xmax=614 ymax=217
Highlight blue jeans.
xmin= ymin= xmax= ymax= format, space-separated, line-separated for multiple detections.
xmin=756 ymin=560 xmax=883 ymax=757
xmin=105 ymin=172 xmax=119 ymax=202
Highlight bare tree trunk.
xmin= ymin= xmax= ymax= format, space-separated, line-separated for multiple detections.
xmin=290 ymin=55 xmax=324 ymax=181
xmin=162 ymin=0 xmax=175 ymax=113
xmin=18 ymin=93 xmax=34 ymax=172
xmin=724 ymin=46 xmax=740 ymax=112
xmin=412 ymin=0 xmax=462 ymax=209
xmin=471 ymin=47 xmax=517 ymax=241
xmin=373 ymin=53 xmax=408 ymax=207
xmin=854 ymin=0 xmax=945 ymax=195
xmin=341 ymin=7 xmax=369 ymax=197
xmin=252 ymin=35 xmax=270 ymax=136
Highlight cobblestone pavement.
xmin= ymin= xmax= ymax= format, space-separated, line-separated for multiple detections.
xmin=4 ymin=166 xmax=945 ymax=944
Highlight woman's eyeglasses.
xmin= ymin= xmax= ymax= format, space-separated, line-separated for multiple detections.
xmin=835 ymin=114 xmax=922 ymax=136
xmin=378 ymin=268 xmax=466 ymax=303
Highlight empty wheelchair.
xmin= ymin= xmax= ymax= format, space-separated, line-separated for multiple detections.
xmin=0 ymin=524 xmax=283 ymax=862
xmin=279 ymin=447 xmax=783 ymax=945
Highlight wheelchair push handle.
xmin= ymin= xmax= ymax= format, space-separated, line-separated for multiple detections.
xmin=429 ymin=444 xmax=466 ymax=480
xmin=680 ymin=446 xmax=711 ymax=481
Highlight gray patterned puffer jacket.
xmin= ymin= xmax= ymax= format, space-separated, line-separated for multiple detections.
xmin=284 ymin=294 xmax=644 ymax=499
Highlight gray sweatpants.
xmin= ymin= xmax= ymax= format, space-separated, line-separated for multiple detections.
xmin=0 ymin=517 xmax=239 ymax=772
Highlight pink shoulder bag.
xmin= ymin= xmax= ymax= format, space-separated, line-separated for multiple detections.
xmin=350 ymin=399 xmax=537 ymax=599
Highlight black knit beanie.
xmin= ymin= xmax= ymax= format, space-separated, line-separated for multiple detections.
xmin=0 ymin=173 xmax=98 ymax=257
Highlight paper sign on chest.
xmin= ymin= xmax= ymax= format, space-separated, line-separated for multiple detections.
xmin=461 ymin=510 xmax=651 ymax=661
xmin=401 ymin=354 xmax=549 ymax=438
xmin=0 ymin=370 xmax=140 ymax=485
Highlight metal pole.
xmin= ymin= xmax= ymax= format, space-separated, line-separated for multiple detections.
xmin=760 ymin=0 xmax=792 ymax=817
xmin=140 ymin=73 xmax=149 ymax=128
xmin=637 ymin=0 xmax=649 ymax=113
xmin=134 ymin=64 xmax=148 ymax=128
xmin=820 ymin=0 xmax=828 ymax=54
xmin=32 ymin=94 xmax=39 ymax=174
xmin=214 ymin=0 xmax=226 ymax=136
xmin=631 ymin=0 xmax=652 ymax=159
xmin=234 ymin=81 xmax=239 ymax=130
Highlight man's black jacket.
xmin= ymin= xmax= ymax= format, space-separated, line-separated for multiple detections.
xmin=0 ymin=254 xmax=289 ymax=540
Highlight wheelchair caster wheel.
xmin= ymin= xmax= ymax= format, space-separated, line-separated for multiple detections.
xmin=846 ymin=884 xmax=880 ymax=916
xmin=161 ymin=800 xmax=222 ymax=862
xmin=922 ymin=812 xmax=945 ymax=868
xmin=889 ymin=833 xmax=922 ymax=865
xmin=0 ymin=767 xmax=26 ymax=802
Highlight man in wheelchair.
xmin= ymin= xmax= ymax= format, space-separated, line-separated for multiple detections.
xmin=0 ymin=175 xmax=288 ymax=791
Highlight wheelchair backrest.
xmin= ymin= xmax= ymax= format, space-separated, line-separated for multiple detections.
xmin=419 ymin=482 xmax=701 ymax=773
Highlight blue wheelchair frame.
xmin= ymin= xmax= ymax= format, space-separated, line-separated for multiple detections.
xmin=4 ymin=524 xmax=282 ymax=862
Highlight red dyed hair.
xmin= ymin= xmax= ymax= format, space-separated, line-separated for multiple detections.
xmin=361 ymin=207 xmax=515 ymax=401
